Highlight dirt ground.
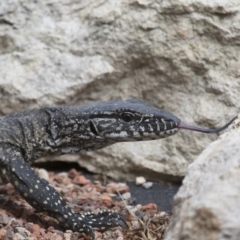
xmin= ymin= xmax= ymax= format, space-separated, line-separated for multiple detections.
xmin=0 ymin=168 xmax=171 ymax=240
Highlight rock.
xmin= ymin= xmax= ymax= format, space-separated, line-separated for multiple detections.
xmin=106 ymin=182 xmax=129 ymax=194
xmin=98 ymin=194 xmax=114 ymax=208
xmin=141 ymin=203 xmax=157 ymax=211
xmin=0 ymin=210 xmax=12 ymax=225
xmin=63 ymin=232 xmax=72 ymax=240
xmin=0 ymin=0 xmax=240 ymax=181
xmin=135 ymin=176 xmax=146 ymax=185
xmin=0 ymin=229 xmax=6 ymax=239
xmin=68 ymin=169 xmax=80 ymax=179
xmin=142 ymin=182 xmax=153 ymax=189
xmin=130 ymin=220 xmax=142 ymax=231
xmin=15 ymin=227 xmax=31 ymax=238
xmin=36 ymin=168 xmax=49 ymax=181
xmin=13 ymin=233 xmax=24 ymax=240
xmin=72 ymin=175 xmax=91 ymax=185
xmin=121 ymin=192 xmax=131 ymax=200
xmin=164 ymin=115 xmax=240 ymax=240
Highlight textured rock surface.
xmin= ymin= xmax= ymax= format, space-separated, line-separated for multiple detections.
xmin=165 ymin=115 xmax=240 ymax=240
xmin=0 ymin=0 xmax=240 ymax=181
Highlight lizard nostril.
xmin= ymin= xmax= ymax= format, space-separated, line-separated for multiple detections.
xmin=89 ymin=121 xmax=99 ymax=136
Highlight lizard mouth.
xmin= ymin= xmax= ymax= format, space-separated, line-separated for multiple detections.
xmin=89 ymin=120 xmax=100 ymax=136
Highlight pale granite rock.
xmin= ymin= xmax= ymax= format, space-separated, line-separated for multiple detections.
xmin=165 ymin=116 xmax=240 ymax=240
xmin=0 ymin=0 xmax=240 ymax=180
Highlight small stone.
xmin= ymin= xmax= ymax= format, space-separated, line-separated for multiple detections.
xmin=94 ymin=181 xmax=106 ymax=192
xmin=106 ymin=182 xmax=117 ymax=193
xmin=117 ymin=185 xmax=129 ymax=193
xmin=99 ymin=194 xmax=114 ymax=207
xmin=130 ymin=220 xmax=142 ymax=230
xmin=141 ymin=203 xmax=157 ymax=211
xmin=135 ymin=176 xmax=146 ymax=185
xmin=63 ymin=232 xmax=72 ymax=240
xmin=6 ymin=229 xmax=14 ymax=239
xmin=99 ymin=194 xmax=112 ymax=201
xmin=0 ymin=229 xmax=6 ymax=239
xmin=142 ymin=182 xmax=153 ymax=189
xmin=121 ymin=192 xmax=131 ymax=200
xmin=62 ymin=177 xmax=72 ymax=185
xmin=117 ymin=237 xmax=124 ymax=240
xmin=158 ymin=211 xmax=168 ymax=217
xmin=73 ymin=175 xmax=91 ymax=185
xmin=95 ymin=231 xmax=103 ymax=239
xmin=0 ymin=210 xmax=12 ymax=225
xmin=68 ymin=169 xmax=79 ymax=179
xmin=36 ymin=168 xmax=49 ymax=181
xmin=55 ymin=235 xmax=64 ymax=240
xmin=135 ymin=210 xmax=144 ymax=219
xmin=25 ymin=223 xmax=34 ymax=233
xmin=14 ymin=233 xmax=26 ymax=240
xmin=117 ymin=182 xmax=127 ymax=187
xmin=28 ymin=223 xmax=41 ymax=238
xmin=15 ymin=227 xmax=31 ymax=237
xmin=106 ymin=182 xmax=129 ymax=194
xmin=57 ymin=172 xmax=68 ymax=177
xmin=108 ymin=193 xmax=117 ymax=197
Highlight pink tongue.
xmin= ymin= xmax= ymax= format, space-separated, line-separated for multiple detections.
xmin=178 ymin=115 xmax=237 ymax=133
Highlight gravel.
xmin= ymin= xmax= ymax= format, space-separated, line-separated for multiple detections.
xmin=0 ymin=168 xmax=171 ymax=240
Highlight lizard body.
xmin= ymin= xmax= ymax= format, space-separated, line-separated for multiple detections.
xmin=0 ymin=99 xmax=179 ymax=238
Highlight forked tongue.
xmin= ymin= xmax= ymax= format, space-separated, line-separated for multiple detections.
xmin=178 ymin=116 xmax=237 ymax=133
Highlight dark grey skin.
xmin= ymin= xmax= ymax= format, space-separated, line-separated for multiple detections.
xmin=0 ymin=99 xmax=235 ymax=239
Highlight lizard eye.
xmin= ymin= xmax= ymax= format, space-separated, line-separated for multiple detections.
xmin=121 ymin=112 xmax=134 ymax=122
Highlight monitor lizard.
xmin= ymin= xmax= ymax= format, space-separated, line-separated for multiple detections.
xmin=0 ymin=99 xmax=236 ymax=239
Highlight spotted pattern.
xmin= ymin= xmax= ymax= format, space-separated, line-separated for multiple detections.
xmin=0 ymin=144 xmax=126 ymax=239
xmin=0 ymin=99 xmax=181 ymax=239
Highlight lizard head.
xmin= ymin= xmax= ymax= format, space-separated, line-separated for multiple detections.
xmin=87 ymin=99 xmax=180 ymax=142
